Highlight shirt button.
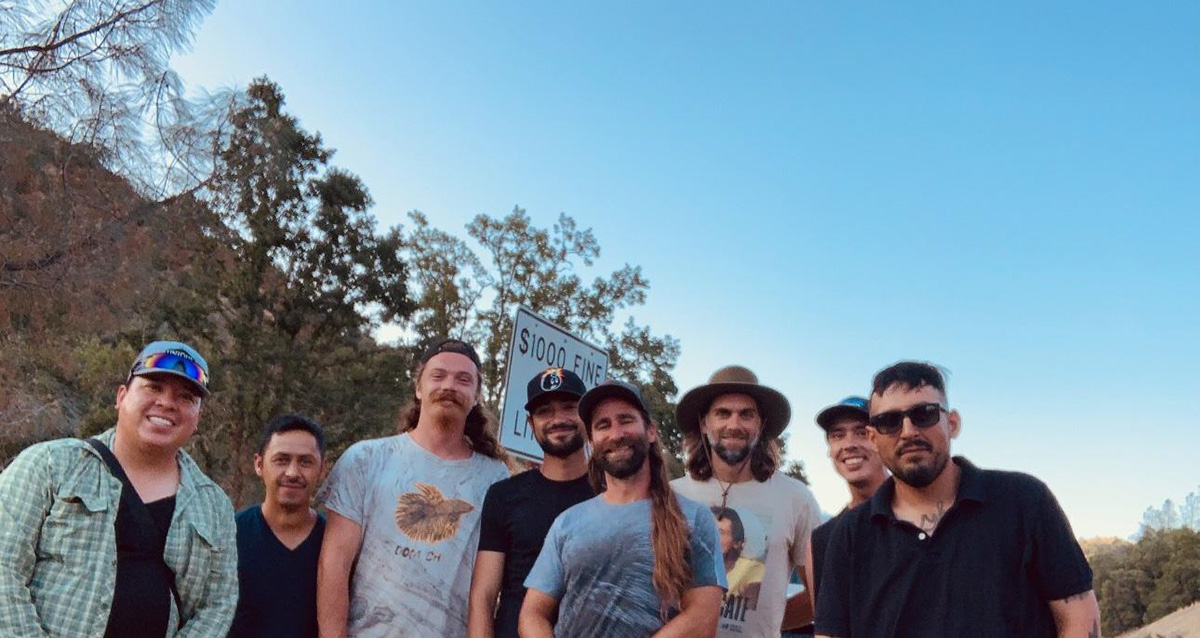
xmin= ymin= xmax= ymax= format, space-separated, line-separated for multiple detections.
xmin=918 ymin=532 xmax=928 ymax=540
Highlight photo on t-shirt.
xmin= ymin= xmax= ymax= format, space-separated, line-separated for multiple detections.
xmin=711 ymin=505 xmax=769 ymax=620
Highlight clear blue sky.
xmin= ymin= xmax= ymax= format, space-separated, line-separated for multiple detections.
xmin=173 ymin=1 xmax=1199 ymax=539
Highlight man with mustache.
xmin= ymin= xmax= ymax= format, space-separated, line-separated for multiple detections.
xmin=803 ymin=397 xmax=887 ymax=611
xmin=317 ymin=339 xmax=510 ymax=638
xmin=0 ymin=340 xmax=237 ymax=637
xmin=672 ymin=366 xmax=822 ymax=637
xmin=815 ymin=361 xmax=1101 ymax=638
xmin=520 ymin=379 xmax=726 ymax=637
xmin=229 ymin=414 xmax=327 ymax=638
xmin=466 ymin=367 xmax=594 ymax=638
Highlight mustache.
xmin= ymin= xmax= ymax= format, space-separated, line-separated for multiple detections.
xmin=715 ymin=428 xmax=751 ymax=440
xmin=430 ymin=389 xmax=467 ymax=405
xmin=897 ymin=440 xmax=932 ymax=455
xmin=545 ymin=421 xmax=579 ymax=433
xmin=595 ymin=435 xmax=641 ymax=454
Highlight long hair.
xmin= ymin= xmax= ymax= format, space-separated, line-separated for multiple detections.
xmin=683 ymin=429 xmax=781 ymax=482
xmin=589 ymin=412 xmax=692 ymax=616
xmin=398 ymin=361 xmax=506 ymax=460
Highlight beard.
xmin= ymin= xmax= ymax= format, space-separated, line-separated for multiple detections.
xmin=708 ymin=432 xmax=758 ymax=465
xmin=535 ymin=423 xmax=585 ymax=458
xmin=887 ymin=440 xmax=948 ymax=488
xmin=593 ymin=435 xmax=650 ymax=479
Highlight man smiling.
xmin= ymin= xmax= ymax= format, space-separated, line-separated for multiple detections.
xmin=520 ymin=379 xmax=725 ymax=637
xmin=467 ymin=367 xmax=594 ymax=638
xmin=0 ymin=340 xmax=237 ymax=637
xmin=229 ymin=414 xmax=327 ymax=638
xmin=672 ymin=365 xmax=822 ymax=637
xmin=804 ymin=396 xmax=887 ymax=612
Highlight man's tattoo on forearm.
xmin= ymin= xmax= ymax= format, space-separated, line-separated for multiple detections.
xmin=1088 ymin=618 xmax=1100 ymax=638
xmin=919 ymin=501 xmax=947 ymax=533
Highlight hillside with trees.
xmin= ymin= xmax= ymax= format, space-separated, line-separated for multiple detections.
xmin=1 ymin=1 xmax=705 ymax=504
xmin=1089 ymin=487 xmax=1200 ymax=635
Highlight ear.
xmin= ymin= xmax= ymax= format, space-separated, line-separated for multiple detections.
xmin=647 ymin=420 xmax=659 ymax=444
xmin=253 ymin=453 xmax=264 ymax=478
xmin=947 ymin=409 xmax=962 ymax=439
xmin=868 ymin=427 xmax=878 ymax=446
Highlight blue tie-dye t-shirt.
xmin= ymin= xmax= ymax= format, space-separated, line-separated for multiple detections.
xmin=524 ymin=493 xmax=727 ymax=637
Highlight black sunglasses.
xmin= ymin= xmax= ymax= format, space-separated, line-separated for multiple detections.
xmin=869 ymin=402 xmax=947 ymax=436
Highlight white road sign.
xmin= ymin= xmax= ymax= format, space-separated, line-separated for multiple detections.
xmin=499 ymin=306 xmax=609 ymax=462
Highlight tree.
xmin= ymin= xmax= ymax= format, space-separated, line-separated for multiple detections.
xmin=783 ymin=460 xmax=809 ymax=485
xmin=401 ymin=207 xmax=686 ymax=471
xmin=163 ymin=78 xmax=416 ymax=504
xmin=1092 ymin=526 xmax=1200 ymax=635
xmin=1 ymin=0 xmax=226 ymax=197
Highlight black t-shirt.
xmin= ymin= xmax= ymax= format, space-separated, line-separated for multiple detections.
xmin=477 ymin=469 xmax=594 ymax=638
xmin=809 ymin=507 xmax=847 ymax=608
xmin=104 ymin=494 xmax=176 ymax=638
xmin=227 ymin=505 xmax=326 ymax=638
xmin=814 ymin=457 xmax=1093 ymax=638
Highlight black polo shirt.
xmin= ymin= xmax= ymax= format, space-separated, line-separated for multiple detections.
xmin=814 ymin=457 xmax=1092 ymax=638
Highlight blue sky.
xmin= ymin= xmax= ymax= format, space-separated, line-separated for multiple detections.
xmin=173 ymin=1 xmax=1199 ymax=539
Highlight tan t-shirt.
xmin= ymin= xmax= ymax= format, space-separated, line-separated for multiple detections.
xmin=672 ymin=472 xmax=822 ymax=638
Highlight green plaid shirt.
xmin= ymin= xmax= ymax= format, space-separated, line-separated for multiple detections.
xmin=0 ymin=428 xmax=238 ymax=637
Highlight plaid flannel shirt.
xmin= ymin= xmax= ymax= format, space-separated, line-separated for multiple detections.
xmin=0 ymin=428 xmax=238 ymax=637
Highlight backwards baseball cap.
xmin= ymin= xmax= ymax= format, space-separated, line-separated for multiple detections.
xmin=815 ymin=396 xmax=869 ymax=431
xmin=578 ymin=378 xmax=649 ymax=429
xmin=128 ymin=341 xmax=210 ymax=397
xmin=420 ymin=338 xmax=482 ymax=371
xmin=525 ymin=367 xmax=587 ymax=411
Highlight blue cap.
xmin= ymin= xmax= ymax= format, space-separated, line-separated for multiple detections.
xmin=815 ymin=396 xmax=868 ymax=431
xmin=128 ymin=341 xmax=210 ymax=396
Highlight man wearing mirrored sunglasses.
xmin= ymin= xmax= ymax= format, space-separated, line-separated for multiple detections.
xmin=814 ymin=361 xmax=1100 ymax=638
xmin=0 ymin=340 xmax=238 ymax=638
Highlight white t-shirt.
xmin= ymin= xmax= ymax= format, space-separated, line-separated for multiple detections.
xmin=321 ymin=433 xmax=510 ymax=637
xmin=672 ymin=471 xmax=822 ymax=638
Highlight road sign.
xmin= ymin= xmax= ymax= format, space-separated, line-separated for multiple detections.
xmin=499 ymin=306 xmax=609 ymax=462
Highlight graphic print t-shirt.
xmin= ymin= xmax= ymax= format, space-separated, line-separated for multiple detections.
xmin=672 ymin=472 xmax=822 ymax=638
xmin=321 ymin=434 xmax=510 ymax=637
xmin=524 ymin=494 xmax=727 ymax=638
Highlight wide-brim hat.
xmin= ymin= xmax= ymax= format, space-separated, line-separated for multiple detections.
xmin=675 ymin=365 xmax=790 ymax=439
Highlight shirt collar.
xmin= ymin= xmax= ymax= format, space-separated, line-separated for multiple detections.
xmin=869 ymin=455 xmax=987 ymax=523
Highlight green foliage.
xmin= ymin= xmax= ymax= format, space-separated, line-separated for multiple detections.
xmin=783 ymin=460 xmax=809 ymax=485
xmin=401 ymin=207 xmax=685 ymax=470
xmin=1092 ymin=527 xmax=1200 ymax=635
xmin=160 ymin=78 xmax=418 ymax=504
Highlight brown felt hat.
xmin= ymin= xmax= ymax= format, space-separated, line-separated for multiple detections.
xmin=675 ymin=365 xmax=791 ymax=439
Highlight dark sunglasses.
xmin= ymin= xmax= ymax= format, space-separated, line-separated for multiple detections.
xmin=869 ymin=402 xmax=947 ymax=436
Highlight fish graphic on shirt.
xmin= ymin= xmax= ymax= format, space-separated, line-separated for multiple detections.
xmin=394 ymin=483 xmax=475 ymax=543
